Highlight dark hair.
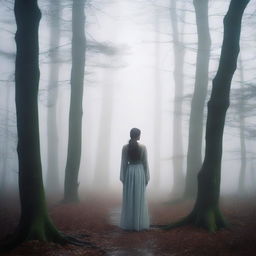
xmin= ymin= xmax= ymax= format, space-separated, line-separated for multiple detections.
xmin=128 ymin=128 xmax=141 ymax=162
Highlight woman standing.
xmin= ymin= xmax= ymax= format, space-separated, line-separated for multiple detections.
xmin=120 ymin=128 xmax=150 ymax=231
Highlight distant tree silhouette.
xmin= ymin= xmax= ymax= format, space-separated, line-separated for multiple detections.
xmin=46 ymin=0 xmax=61 ymax=194
xmin=184 ymin=0 xmax=211 ymax=199
xmin=170 ymin=0 xmax=186 ymax=198
xmin=152 ymin=4 xmax=162 ymax=189
xmin=237 ymin=56 xmax=247 ymax=194
xmin=93 ymin=69 xmax=114 ymax=189
xmin=64 ymin=0 xmax=86 ymax=202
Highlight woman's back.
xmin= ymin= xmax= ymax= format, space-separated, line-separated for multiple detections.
xmin=120 ymin=144 xmax=150 ymax=184
xmin=120 ymin=128 xmax=150 ymax=231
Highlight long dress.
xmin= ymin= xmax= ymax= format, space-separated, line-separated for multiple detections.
xmin=120 ymin=144 xmax=150 ymax=231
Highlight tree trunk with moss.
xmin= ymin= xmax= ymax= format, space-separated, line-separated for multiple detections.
xmin=166 ymin=0 xmax=250 ymax=232
xmin=64 ymin=0 xmax=86 ymax=202
xmin=184 ymin=0 xmax=211 ymax=199
xmin=4 ymin=0 xmax=66 ymax=248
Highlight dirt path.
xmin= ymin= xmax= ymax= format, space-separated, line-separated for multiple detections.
xmin=106 ymin=206 xmax=157 ymax=255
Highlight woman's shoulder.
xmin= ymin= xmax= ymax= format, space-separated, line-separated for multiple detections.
xmin=139 ymin=143 xmax=146 ymax=150
xmin=122 ymin=144 xmax=129 ymax=150
xmin=122 ymin=143 xmax=146 ymax=149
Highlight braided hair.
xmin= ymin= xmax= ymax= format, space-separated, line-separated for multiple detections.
xmin=128 ymin=128 xmax=141 ymax=162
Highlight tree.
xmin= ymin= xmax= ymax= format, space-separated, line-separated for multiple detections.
xmin=184 ymin=0 xmax=211 ymax=198
xmin=46 ymin=0 xmax=61 ymax=194
xmin=238 ymin=56 xmax=247 ymax=194
xmin=93 ymin=69 xmax=114 ymax=189
xmin=3 ymin=0 xmax=66 ymax=247
xmin=91 ymin=43 xmax=129 ymax=189
xmin=0 ymin=1 xmax=89 ymax=250
xmin=165 ymin=0 xmax=250 ymax=232
xmin=64 ymin=0 xmax=86 ymax=202
xmin=170 ymin=0 xmax=186 ymax=198
xmin=152 ymin=5 xmax=162 ymax=189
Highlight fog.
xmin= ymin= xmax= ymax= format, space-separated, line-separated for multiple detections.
xmin=0 ymin=0 xmax=256 ymax=200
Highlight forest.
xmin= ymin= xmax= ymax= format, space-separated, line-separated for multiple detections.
xmin=0 ymin=0 xmax=256 ymax=255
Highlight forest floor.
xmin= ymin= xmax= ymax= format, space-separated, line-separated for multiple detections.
xmin=0 ymin=192 xmax=256 ymax=256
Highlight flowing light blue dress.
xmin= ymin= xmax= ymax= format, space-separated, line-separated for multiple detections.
xmin=120 ymin=144 xmax=150 ymax=231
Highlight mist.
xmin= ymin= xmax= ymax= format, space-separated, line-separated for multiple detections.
xmin=1 ymin=0 xmax=255 ymax=198
xmin=0 ymin=0 xmax=256 ymax=254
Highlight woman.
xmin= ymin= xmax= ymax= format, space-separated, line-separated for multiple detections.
xmin=120 ymin=128 xmax=150 ymax=231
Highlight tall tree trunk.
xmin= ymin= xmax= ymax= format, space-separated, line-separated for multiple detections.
xmin=184 ymin=0 xmax=211 ymax=198
xmin=5 ymin=0 xmax=65 ymax=247
xmin=46 ymin=0 xmax=61 ymax=194
xmin=238 ymin=56 xmax=246 ymax=194
xmin=170 ymin=0 xmax=185 ymax=198
xmin=93 ymin=71 xmax=113 ymax=189
xmin=166 ymin=0 xmax=250 ymax=232
xmin=64 ymin=0 xmax=86 ymax=202
xmin=153 ymin=8 xmax=162 ymax=189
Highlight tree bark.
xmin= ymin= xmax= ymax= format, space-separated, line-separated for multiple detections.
xmin=166 ymin=0 xmax=250 ymax=232
xmin=93 ymin=70 xmax=113 ymax=189
xmin=5 ymin=0 xmax=66 ymax=247
xmin=170 ymin=0 xmax=186 ymax=198
xmin=184 ymin=0 xmax=211 ymax=198
xmin=46 ymin=0 xmax=61 ymax=194
xmin=64 ymin=0 xmax=86 ymax=202
xmin=153 ymin=7 xmax=162 ymax=189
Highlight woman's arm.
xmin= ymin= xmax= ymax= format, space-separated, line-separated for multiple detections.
xmin=120 ymin=145 xmax=128 ymax=183
xmin=142 ymin=146 xmax=150 ymax=185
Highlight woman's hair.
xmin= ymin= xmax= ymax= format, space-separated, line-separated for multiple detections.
xmin=128 ymin=128 xmax=141 ymax=162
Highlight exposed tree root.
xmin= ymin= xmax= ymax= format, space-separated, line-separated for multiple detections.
xmin=61 ymin=233 xmax=97 ymax=248
xmin=0 ymin=226 xmax=98 ymax=252
xmin=163 ymin=209 xmax=228 ymax=232
xmin=163 ymin=213 xmax=194 ymax=230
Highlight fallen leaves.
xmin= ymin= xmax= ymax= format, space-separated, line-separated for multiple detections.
xmin=0 ymin=194 xmax=256 ymax=255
